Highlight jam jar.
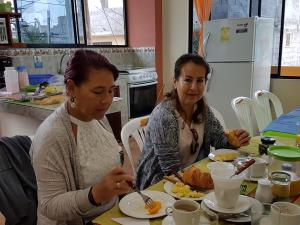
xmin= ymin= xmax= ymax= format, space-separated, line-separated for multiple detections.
xmin=259 ymin=136 xmax=276 ymax=155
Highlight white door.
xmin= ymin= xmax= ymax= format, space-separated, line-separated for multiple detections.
xmin=204 ymin=17 xmax=255 ymax=62
xmin=205 ymin=62 xmax=254 ymax=129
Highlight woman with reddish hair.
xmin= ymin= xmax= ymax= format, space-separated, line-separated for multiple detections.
xmin=30 ymin=50 xmax=134 ymax=225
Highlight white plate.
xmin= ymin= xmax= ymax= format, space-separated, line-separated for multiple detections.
xmin=163 ymin=181 xmax=208 ymax=201
xmin=119 ymin=190 xmax=176 ymax=219
xmin=206 ymin=161 xmax=234 ymax=172
xmin=208 ymin=149 xmax=239 ymax=162
xmin=203 ymin=192 xmax=250 ymax=214
xmin=162 ymin=215 xmax=210 ymax=225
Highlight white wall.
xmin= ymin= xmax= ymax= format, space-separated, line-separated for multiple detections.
xmin=271 ymin=78 xmax=300 ymax=113
xmin=162 ymin=0 xmax=189 ymax=92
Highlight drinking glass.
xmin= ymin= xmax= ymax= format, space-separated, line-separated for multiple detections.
xmin=200 ymin=205 xmax=219 ymax=225
xmin=251 ymin=203 xmax=271 ymax=225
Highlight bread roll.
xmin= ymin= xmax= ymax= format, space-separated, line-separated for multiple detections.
xmin=32 ymin=95 xmax=65 ymax=105
xmin=225 ymin=130 xmax=241 ymax=148
xmin=183 ymin=166 xmax=214 ymax=190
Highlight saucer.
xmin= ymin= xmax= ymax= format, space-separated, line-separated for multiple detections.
xmin=203 ymin=192 xmax=250 ymax=214
xmin=201 ymin=200 xmax=251 ymax=223
xmin=162 ymin=215 xmax=209 ymax=225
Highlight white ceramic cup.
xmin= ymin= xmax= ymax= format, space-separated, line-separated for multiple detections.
xmin=211 ymin=168 xmax=244 ymax=209
xmin=165 ymin=199 xmax=200 ymax=225
xmin=271 ymin=202 xmax=300 ymax=225
xmin=249 ymin=157 xmax=267 ymax=178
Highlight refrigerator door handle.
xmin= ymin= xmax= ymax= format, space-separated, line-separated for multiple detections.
xmin=203 ymin=32 xmax=210 ymax=59
xmin=206 ymin=66 xmax=213 ymax=92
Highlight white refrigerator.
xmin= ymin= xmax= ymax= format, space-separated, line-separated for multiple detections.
xmin=203 ymin=17 xmax=274 ymax=129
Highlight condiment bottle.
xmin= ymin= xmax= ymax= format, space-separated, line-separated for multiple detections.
xmin=255 ymin=179 xmax=273 ymax=203
xmin=259 ymin=136 xmax=276 ymax=155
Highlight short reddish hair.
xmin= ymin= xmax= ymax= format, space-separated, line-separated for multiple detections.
xmin=64 ymin=49 xmax=119 ymax=85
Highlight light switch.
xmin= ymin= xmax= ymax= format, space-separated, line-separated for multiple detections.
xmin=33 ymin=56 xmax=43 ymax=69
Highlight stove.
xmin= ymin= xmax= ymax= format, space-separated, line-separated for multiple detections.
xmin=119 ymin=67 xmax=157 ymax=84
xmin=118 ymin=67 xmax=157 ymax=119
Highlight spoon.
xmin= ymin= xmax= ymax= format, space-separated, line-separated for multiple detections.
xmin=230 ymin=159 xmax=256 ymax=178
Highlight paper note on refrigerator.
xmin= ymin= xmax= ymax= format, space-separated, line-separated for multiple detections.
xmin=220 ymin=27 xmax=230 ymax=43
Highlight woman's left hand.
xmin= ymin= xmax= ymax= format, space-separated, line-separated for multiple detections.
xmin=233 ymin=129 xmax=251 ymax=146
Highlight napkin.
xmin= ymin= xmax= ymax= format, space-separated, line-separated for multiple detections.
xmin=112 ymin=217 xmax=150 ymax=225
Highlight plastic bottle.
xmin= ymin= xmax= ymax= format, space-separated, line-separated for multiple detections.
xmin=16 ymin=66 xmax=29 ymax=89
xmin=4 ymin=67 xmax=19 ymax=93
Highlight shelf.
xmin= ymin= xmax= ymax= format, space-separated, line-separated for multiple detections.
xmin=0 ymin=12 xmax=21 ymax=18
xmin=0 ymin=43 xmax=26 ymax=48
xmin=0 ymin=12 xmax=22 ymax=46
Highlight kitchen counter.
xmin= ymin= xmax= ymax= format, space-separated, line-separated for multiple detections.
xmin=0 ymin=97 xmax=123 ymax=137
xmin=0 ymin=97 xmax=123 ymax=121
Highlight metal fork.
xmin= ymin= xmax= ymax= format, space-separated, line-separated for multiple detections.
xmin=127 ymin=181 xmax=155 ymax=208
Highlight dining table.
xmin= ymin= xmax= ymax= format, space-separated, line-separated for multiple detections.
xmin=263 ymin=107 xmax=300 ymax=138
xmin=92 ymin=136 xmax=300 ymax=225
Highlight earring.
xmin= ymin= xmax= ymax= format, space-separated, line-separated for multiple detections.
xmin=70 ymin=97 xmax=76 ymax=108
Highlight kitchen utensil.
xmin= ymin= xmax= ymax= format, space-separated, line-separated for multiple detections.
xmin=230 ymin=158 xmax=256 ymax=178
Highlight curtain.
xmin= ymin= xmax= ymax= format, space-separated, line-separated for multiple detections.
xmin=193 ymin=0 xmax=213 ymax=57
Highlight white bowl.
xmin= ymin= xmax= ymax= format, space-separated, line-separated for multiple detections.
xmin=207 ymin=162 xmax=234 ymax=172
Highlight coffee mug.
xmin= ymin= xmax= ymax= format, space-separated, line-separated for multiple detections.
xmin=249 ymin=157 xmax=267 ymax=178
xmin=271 ymin=202 xmax=300 ymax=225
xmin=165 ymin=199 xmax=200 ymax=225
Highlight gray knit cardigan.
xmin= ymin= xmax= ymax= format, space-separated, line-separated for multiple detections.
xmin=136 ymin=100 xmax=233 ymax=190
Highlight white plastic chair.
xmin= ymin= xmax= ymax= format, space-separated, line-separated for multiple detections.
xmin=210 ymin=107 xmax=226 ymax=129
xmin=254 ymin=90 xmax=284 ymax=121
xmin=231 ymin=97 xmax=267 ymax=136
xmin=121 ymin=116 xmax=149 ymax=176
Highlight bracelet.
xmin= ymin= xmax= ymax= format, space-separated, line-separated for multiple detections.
xmin=88 ymin=187 xmax=101 ymax=206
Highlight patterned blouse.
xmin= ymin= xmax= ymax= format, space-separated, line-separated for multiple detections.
xmin=136 ymin=99 xmax=234 ymax=190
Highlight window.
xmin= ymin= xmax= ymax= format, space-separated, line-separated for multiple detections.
xmin=17 ymin=0 xmax=75 ymax=44
xmin=9 ymin=0 xmax=127 ymax=46
xmin=85 ymin=0 xmax=125 ymax=45
xmin=281 ymin=0 xmax=300 ymax=67
xmin=211 ymin=0 xmax=250 ymax=20
xmin=190 ymin=0 xmax=300 ymax=78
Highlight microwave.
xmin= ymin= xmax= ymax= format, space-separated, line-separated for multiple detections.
xmin=0 ymin=18 xmax=8 ymax=44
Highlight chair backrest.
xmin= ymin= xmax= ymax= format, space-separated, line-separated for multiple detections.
xmin=121 ymin=116 xmax=149 ymax=176
xmin=210 ymin=107 xmax=226 ymax=129
xmin=231 ymin=97 xmax=267 ymax=136
xmin=254 ymin=90 xmax=284 ymax=120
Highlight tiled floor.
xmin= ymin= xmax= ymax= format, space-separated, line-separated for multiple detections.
xmin=121 ymin=138 xmax=142 ymax=176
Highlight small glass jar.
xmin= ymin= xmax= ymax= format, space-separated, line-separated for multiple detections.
xmin=259 ymin=136 xmax=276 ymax=155
xmin=271 ymin=171 xmax=291 ymax=201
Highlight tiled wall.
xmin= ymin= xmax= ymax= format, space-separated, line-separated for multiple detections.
xmin=0 ymin=47 xmax=155 ymax=74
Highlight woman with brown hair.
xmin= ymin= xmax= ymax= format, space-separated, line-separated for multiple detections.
xmin=136 ymin=53 xmax=250 ymax=190
xmin=30 ymin=50 xmax=134 ymax=225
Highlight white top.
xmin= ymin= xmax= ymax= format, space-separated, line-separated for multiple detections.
xmin=69 ymin=115 xmax=121 ymax=216
xmin=176 ymin=111 xmax=205 ymax=168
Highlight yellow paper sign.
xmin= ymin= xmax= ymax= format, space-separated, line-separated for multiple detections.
xmin=220 ymin=27 xmax=230 ymax=43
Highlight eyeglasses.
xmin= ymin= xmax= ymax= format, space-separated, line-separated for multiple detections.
xmin=190 ymin=128 xmax=199 ymax=155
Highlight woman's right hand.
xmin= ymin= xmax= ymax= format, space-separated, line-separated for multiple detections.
xmin=91 ymin=166 xmax=135 ymax=205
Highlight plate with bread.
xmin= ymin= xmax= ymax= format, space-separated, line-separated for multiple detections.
xmin=163 ymin=166 xmax=213 ymax=200
xmin=208 ymin=149 xmax=239 ymax=162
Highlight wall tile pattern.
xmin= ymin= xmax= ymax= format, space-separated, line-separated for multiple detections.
xmin=0 ymin=47 xmax=155 ymax=74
